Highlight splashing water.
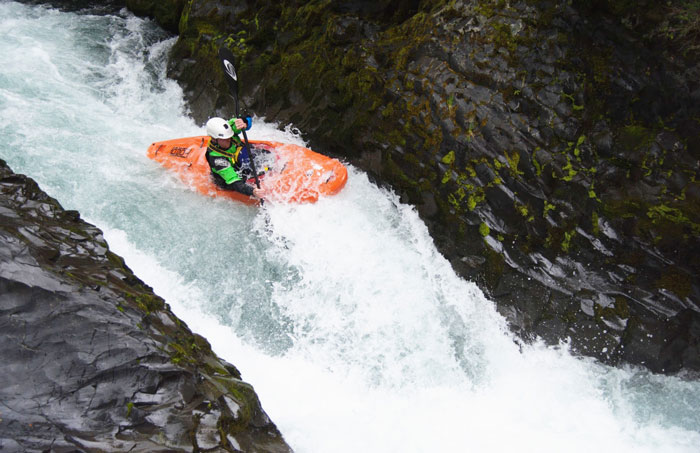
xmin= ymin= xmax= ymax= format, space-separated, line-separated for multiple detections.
xmin=1 ymin=3 xmax=699 ymax=452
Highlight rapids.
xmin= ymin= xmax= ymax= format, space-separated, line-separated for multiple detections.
xmin=1 ymin=2 xmax=699 ymax=452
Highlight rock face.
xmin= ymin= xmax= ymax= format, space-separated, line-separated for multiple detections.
xmin=0 ymin=159 xmax=292 ymax=452
xmin=127 ymin=0 xmax=700 ymax=374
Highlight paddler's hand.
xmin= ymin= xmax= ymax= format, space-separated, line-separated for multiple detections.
xmin=252 ymin=188 xmax=264 ymax=199
xmin=234 ymin=118 xmax=247 ymax=131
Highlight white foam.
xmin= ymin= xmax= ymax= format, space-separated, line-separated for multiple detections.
xmin=1 ymin=3 xmax=699 ymax=452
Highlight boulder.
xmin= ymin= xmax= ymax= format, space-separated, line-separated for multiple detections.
xmin=0 ymin=159 xmax=292 ymax=452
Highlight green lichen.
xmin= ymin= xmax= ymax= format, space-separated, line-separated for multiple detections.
xmin=647 ymin=203 xmax=698 ymax=231
xmin=467 ymin=189 xmax=486 ymax=211
xmin=561 ymin=229 xmax=576 ymax=252
xmin=490 ymin=22 xmax=517 ymax=54
xmin=442 ymin=150 xmax=456 ymax=165
xmin=128 ymin=293 xmax=165 ymax=315
xmin=544 ymin=201 xmax=556 ymax=217
xmin=441 ymin=171 xmax=452 ymax=184
xmin=588 ymin=181 xmax=599 ymax=201
xmin=505 ymin=150 xmax=524 ymax=176
xmin=619 ymin=124 xmax=654 ymax=152
xmin=562 ymin=92 xmax=584 ymax=111
xmin=532 ymin=151 xmax=543 ymax=176
xmin=479 ymin=222 xmax=491 ymax=237
xmin=516 ymin=202 xmax=529 ymax=218
xmin=591 ymin=211 xmax=600 ymax=235
xmin=572 ymin=135 xmax=586 ymax=159
xmin=561 ymin=156 xmax=578 ymax=182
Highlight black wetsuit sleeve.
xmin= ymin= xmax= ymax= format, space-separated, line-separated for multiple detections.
xmin=226 ymin=180 xmax=254 ymax=196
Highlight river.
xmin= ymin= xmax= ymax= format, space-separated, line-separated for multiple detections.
xmin=1 ymin=2 xmax=699 ymax=452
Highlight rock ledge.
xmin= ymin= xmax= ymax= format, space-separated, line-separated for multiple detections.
xmin=0 ymin=159 xmax=292 ymax=452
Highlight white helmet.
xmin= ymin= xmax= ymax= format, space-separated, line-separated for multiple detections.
xmin=206 ymin=117 xmax=234 ymax=139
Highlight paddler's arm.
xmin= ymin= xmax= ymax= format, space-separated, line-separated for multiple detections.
xmin=224 ymin=116 xmax=262 ymax=200
xmin=228 ymin=116 xmax=252 ymax=133
xmin=216 ymin=168 xmax=264 ymax=200
xmin=226 ymin=180 xmax=253 ymax=197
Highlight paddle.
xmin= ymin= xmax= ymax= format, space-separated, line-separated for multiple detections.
xmin=218 ymin=46 xmax=260 ymax=190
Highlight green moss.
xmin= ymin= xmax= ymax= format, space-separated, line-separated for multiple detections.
xmin=441 ymin=150 xmax=456 ymax=165
xmin=490 ymin=22 xmax=517 ymax=54
xmin=467 ymin=190 xmax=485 ymax=211
xmin=573 ymin=135 xmax=586 ymax=158
xmin=479 ymin=222 xmax=491 ymax=237
xmin=474 ymin=0 xmax=497 ymax=18
xmin=544 ymin=201 xmax=556 ymax=217
xmin=106 ymin=251 xmax=126 ymax=268
xmin=532 ymin=151 xmax=543 ymax=176
xmin=516 ymin=202 xmax=529 ymax=218
xmin=561 ymin=229 xmax=576 ymax=252
xmin=448 ymin=188 xmax=466 ymax=211
xmin=178 ymin=0 xmax=193 ymax=31
xmin=169 ymin=342 xmax=191 ymax=366
xmin=591 ymin=211 xmax=600 ymax=235
xmin=649 ymin=1 xmax=700 ymax=56
xmin=128 ymin=294 xmax=165 ymax=314
xmin=618 ymin=124 xmax=654 ymax=152
xmin=647 ymin=203 xmax=699 ymax=232
xmin=562 ymin=92 xmax=584 ymax=111
xmin=561 ymin=156 xmax=578 ymax=182
xmin=168 ymin=334 xmax=213 ymax=369
xmin=441 ymin=171 xmax=452 ymax=184
xmin=505 ymin=150 xmax=524 ymax=176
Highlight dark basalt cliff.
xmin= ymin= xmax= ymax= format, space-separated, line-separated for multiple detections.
xmin=126 ymin=0 xmax=700 ymax=374
xmin=0 ymin=159 xmax=292 ymax=452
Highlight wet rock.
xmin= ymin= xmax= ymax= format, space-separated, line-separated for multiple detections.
xmin=0 ymin=159 xmax=292 ymax=452
xmin=126 ymin=0 xmax=185 ymax=34
xmin=19 ymin=0 xmax=127 ymax=14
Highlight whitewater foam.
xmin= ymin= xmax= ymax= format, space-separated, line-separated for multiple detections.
xmin=1 ymin=3 xmax=699 ymax=452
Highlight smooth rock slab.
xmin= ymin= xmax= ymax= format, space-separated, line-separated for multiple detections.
xmin=0 ymin=159 xmax=293 ymax=452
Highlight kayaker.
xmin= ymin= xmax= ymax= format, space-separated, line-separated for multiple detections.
xmin=205 ymin=116 xmax=264 ymax=199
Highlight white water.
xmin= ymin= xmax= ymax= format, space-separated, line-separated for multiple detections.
xmin=1 ymin=3 xmax=699 ymax=452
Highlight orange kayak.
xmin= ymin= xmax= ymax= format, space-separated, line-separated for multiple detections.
xmin=147 ymin=136 xmax=347 ymax=205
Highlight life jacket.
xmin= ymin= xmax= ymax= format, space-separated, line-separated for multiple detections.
xmin=208 ymin=141 xmax=243 ymax=165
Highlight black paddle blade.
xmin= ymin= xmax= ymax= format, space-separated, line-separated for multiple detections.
xmin=218 ymin=46 xmax=239 ymax=96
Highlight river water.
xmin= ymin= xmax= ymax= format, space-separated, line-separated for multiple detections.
xmin=1 ymin=2 xmax=699 ymax=452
